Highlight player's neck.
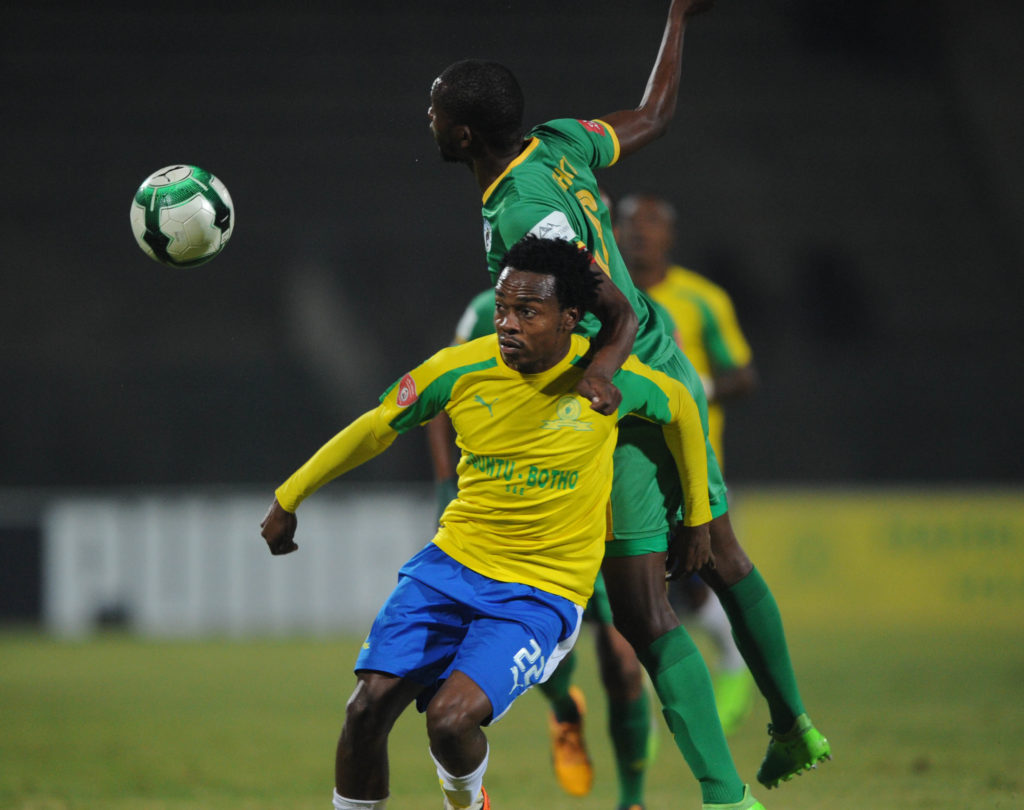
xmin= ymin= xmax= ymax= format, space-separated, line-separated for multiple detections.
xmin=473 ymin=140 xmax=530 ymax=193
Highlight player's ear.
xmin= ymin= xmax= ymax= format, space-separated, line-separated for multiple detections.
xmin=561 ymin=306 xmax=581 ymax=332
xmin=454 ymin=124 xmax=472 ymax=151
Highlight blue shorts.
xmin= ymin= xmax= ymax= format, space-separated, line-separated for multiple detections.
xmin=355 ymin=543 xmax=583 ymax=724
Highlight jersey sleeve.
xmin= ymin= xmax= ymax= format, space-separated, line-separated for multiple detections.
xmin=274 ymin=407 xmax=400 ymax=511
xmin=274 ymin=347 xmax=470 ymax=511
xmin=533 ymin=118 xmax=621 ymax=169
xmin=377 ymin=350 xmax=461 ymax=432
xmin=614 ymin=358 xmax=712 ymax=526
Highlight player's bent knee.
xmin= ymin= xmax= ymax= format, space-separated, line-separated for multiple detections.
xmin=708 ymin=515 xmax=753 ymax=587
xmin=344 ymin=675 xmax=407 ymax=736
xmin=425 ymin=699 xmax=484 ymax=746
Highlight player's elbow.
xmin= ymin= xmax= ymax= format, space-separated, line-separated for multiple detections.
xmin=614 ymin=108 xmax=675 ymax=159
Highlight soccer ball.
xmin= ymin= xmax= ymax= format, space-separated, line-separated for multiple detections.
xmin=130 ymin=165 xmax=234 ymax=267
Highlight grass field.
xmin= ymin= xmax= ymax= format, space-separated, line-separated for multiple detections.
xmin=1 ymin=624 xmax=1022 ymax=810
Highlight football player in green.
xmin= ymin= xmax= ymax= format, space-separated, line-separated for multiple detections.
xmin=427 ymin=1 xmax=829 ymax=803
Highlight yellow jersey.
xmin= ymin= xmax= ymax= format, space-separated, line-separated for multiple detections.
xmin=276 ymin=333 xmax=710 ymax=606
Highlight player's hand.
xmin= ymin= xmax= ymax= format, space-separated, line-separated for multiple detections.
xmin=261 ymin=498 xmax=299 ymax=556
xmin=665 ymin=522 xmax=713 ymax=579
xmin=576 ymin=374 xmax=622 ymax=415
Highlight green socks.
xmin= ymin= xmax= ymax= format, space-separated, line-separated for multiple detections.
xmin=608 ymin=689 xmax=651 ymax=807
xmin=639 ymin=627 xmax=744 ymax=805
xmin=717 ymin=567 xmax=805 ymax=730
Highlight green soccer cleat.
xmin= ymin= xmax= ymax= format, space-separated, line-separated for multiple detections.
xmin=702 ymin=784 xmax=765 ymax=809
xmin=757 ymin=713 xmax=831 ymax=789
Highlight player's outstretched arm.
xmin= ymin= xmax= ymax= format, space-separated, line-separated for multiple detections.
xmin=260 ymin=408 xmax=399 ymax=555
xmin=599 ymin=0 xmax=713 ymax=159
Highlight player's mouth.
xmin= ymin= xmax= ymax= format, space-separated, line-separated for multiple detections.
xmin=498 ymin=336 xmax=525 ymax=358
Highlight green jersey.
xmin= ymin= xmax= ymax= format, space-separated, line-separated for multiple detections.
xmin=480 ymin=118 xmax=677 ymax=367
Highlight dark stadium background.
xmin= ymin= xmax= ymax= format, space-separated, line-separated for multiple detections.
xmin=3 ymin=2 xmax=1021 ymax=489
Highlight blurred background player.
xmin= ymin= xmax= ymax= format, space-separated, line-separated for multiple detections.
xmin=617 ymin=191 xmax=759 ymax=736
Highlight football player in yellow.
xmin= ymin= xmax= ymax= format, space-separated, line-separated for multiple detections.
xmin=261 ymin=236 xmax=765 ymax=810
xmin=617 ymin=193 xmax=757 ymax=463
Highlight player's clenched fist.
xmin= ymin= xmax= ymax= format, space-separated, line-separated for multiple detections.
xmin=261 ymin=498 xmax=299 ymax=556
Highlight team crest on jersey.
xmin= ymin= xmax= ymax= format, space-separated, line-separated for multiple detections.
xmin=578 ymin=119 xmax=606 ymax=136
xmin=541 ymin=395 xmax=593 ymax=431
xmin=395 ymin=373 xmax=418 ymax=408
xmin=482 ymin=219 xmax=493 ymax=253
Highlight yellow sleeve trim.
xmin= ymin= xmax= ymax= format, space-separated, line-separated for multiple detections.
xmin=482 ymin=137 xmax=541 ymax=204
xmin=593 ymin=119 xmax=621 ymax=166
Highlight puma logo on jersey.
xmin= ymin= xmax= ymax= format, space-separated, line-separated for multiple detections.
xmin=474 ymin=395 xmax=498 ymax=417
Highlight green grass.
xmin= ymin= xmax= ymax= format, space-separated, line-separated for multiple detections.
xmin=1 ymin=625 xmax=1022 ymax=809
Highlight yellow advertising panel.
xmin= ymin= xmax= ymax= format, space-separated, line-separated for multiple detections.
xmin=729 ymin=488 xmax=1024 ymax=629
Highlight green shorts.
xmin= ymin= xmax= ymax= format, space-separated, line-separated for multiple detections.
xmin=605 ymin=349 xmax=729 ymax=558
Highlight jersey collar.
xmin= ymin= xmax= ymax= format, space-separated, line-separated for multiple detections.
xmin=482 ymin=137 xmax=541 ymax=204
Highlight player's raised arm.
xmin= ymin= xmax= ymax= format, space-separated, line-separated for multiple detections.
xmin=599 ymin=0 xmax=713 ymax=160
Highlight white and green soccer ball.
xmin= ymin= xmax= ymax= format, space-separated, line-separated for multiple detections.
xmin=130 ymin=164 xmax=234 ymax=267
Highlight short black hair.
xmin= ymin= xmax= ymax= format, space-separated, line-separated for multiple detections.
xmin=434 ymin=59 xmax=524 ymax=151
xmin=501 ymin=235 xmax=601 ymax=316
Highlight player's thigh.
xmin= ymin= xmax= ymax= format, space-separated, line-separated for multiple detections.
xmin=601 ymin=552 xmax=679 ymax=648
xmin=450 ymin=594 xmax=582 ymax=725
xmin=355 ymin=573 xmax=468 ymax=686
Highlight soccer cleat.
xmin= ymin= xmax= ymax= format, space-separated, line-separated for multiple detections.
xmin=702 ymin=784 xmax=765 ymax=809
xmin=548 ymin=685 xmax=594 ymax=796
xmin=757 ymin=713 xmax=831 ymax=789
xmin=713 ymin=669 xmax=755 ymax=736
